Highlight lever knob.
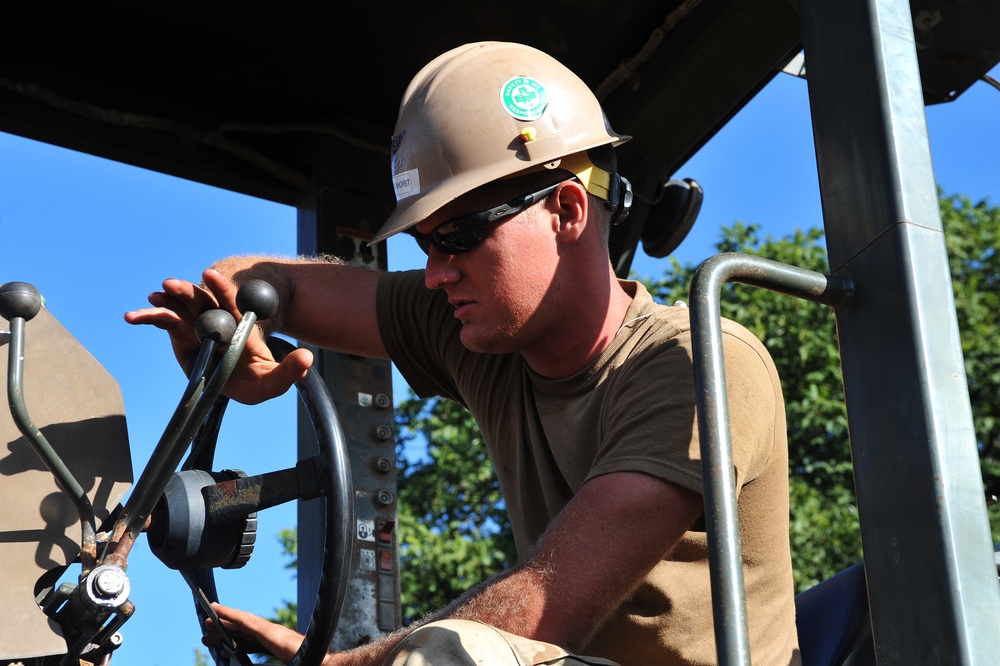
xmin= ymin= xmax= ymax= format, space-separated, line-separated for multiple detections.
xmin=0 ymin=282 xmax=42 ymax=322
xmin=235 ymin=280 xmax=279 ymax=321
xmin=195 ymin=309 xmax=237 ymax=344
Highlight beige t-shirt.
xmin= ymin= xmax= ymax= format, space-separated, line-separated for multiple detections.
xmin=377 ymin=270 xmax=799 ymax=665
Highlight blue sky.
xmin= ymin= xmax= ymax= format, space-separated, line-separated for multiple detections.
xmin=1 ymin=64 xmax=997 ymax=665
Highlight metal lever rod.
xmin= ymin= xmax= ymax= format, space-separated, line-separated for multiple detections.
xmin=106 ymin=309 xmax=259 ymax=566
xmin=2 ymin=282 xmax=100 ymax=572
xmin=182 ymin=571 xmax=254 ymax=666
xmin=111 ymin=281 xmax=278 ymax=555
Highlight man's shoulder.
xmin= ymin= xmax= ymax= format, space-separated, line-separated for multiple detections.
xmin=617 ymin=285 xmax=777 ymax=382
xmin=630 ymin=282 xmax=770 ymax=355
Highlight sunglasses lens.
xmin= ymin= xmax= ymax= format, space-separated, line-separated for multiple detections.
xmin=412 ymin=181 xmax=560 ymax=255
xmin=432 ymin=218 xmax=482 ymax=254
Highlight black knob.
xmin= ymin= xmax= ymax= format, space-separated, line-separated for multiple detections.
xmin=235 ymin=280 xmax=279 ymax=321
xmin=0 ymin=282 xmax=42 ymax=322
xmin=195 ymin=309 xmax=237 ymax=344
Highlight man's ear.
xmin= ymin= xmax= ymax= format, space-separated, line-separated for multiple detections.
xmin=552 ymin=180 xmax=589 ymax=243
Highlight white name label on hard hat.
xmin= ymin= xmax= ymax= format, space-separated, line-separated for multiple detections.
xmin=500 ymin=77 xmax=549 ymax=121
xmin=393 ymin=168 xmax=420 ymax=201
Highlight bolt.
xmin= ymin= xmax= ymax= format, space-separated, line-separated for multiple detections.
xmin=109 ymin=632 xmax=124 ymax=647
xmin=375 ymin=425 xmax=392 ymax=441
xmin=376 ymin=489 xmax=395 ymax=506
xmin=374 ymin=393 xmax=391 ymax=409
xmin=94 ymin=567 xmax=126 ymax=598
xmin=375 ymin=456 xmax=392 ymax=473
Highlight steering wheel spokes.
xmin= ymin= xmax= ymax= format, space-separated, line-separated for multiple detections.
xmin=201 ymin=459 xmax=327 ymax=525
xmin=149 ymin=457 xmax=327 ymax=571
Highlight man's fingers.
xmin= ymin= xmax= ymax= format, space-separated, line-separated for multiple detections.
xmin=133 ymin=278 xmax=220 ymax=326
xmin=127 ymin=271 xmax=298 ymax=406
xmin=228 ymin=348 xmax=312 ymax=405
xmin=139 ymin=270 xmax=276 ymax=325
xmin=208 ymin=603 xmax=304 ymax=663
xmin=123 ymin=306 xmax=184 ymax=330
xmin=147 ymin=291 xmax=199 ymax=318
xmin=280 ymin=347 xmax=314 ymax=380
xmin=164 ymin=277 xmax=218 ymax=308
xmin=202 ymin=268 xmax=242 ymax=314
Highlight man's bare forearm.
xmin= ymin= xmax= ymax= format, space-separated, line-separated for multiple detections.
xmin=208 ymin=254 xmax=387 ymax=359
xmin=210 ymin=254 xmax=341 ymax=336
xmin=323 ymin=563 xmax=554 ymax=665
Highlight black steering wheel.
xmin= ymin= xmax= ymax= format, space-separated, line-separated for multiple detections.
xmin=146 ymin=282 xmax=354 ymax=666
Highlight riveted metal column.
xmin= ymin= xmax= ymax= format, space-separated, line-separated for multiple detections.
xmin=801 ymin=0 xmax=1000 ymax=662
xmin=297 ymin=176 xmax=400 ymax=650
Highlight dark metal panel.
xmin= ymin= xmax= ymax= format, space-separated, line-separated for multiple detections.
xmin=802 ymin=0 xmax=1000 ymax=662
xmin=600 ymin=0 xmax=803 ymax=177
xmin=910 ymin=0 xmax=1000 ymax=104
xmin=296 ymin=151 xmax=400 ymax=649
xmin=0 ymin=0 xmax=808 ymax=218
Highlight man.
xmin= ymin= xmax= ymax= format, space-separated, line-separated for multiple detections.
xmin=127 ymin=42 xmax=799 ymax=665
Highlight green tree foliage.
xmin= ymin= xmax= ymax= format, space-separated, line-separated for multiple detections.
xmin=270 ymin=527 xmax=299 ymax=631
xmin=941 ymin=193 xmax=1000 ymax=540
xmin=394 ymin=395 xmax=518 ymax=623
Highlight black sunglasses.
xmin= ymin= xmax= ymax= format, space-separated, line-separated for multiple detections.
xmin=409 ymin=182 xmax=562 ymax=255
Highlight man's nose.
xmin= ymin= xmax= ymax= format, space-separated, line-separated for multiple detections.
xmin=424 ymin=248 xmax=461 ymax=290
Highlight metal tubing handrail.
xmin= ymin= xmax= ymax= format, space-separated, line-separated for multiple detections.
xmin=688 ymin=253 xmax=853 ymax=666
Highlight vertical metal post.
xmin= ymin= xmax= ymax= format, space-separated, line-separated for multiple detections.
xmin=801 ymin=0 xmax=1000 ymax=662
xmin=297 ymin=181 xmax=400 ymax=650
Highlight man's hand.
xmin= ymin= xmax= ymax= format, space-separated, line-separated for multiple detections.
xmin=203 ymin=603 xmax=305 ymax=663
xmin=125 ymin=268 xmax=312 ymax=404
xmin=204 ymin=604 xmax=385 ymax=666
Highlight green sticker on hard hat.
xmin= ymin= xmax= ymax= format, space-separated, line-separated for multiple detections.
xmin=500 ymin=77 xmax=549 ymax=121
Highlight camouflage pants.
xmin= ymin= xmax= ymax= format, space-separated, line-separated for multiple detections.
xmin=388 ymin=620 xmax=620 ymax=666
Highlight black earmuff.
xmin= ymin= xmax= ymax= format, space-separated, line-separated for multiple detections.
xmin=607 ymin=173 xmax=633 ymax=226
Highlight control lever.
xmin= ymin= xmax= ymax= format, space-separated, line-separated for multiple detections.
xmin=104 ymin=280 xmax=280 ymax=570
xmin=1 ymin=282 xmax=100 ymax=570
xmin=0 ymin=282 xmax=42 ymax=353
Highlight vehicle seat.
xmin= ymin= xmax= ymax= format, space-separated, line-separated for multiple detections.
xmin=794 ymin=562 xmax=876 ymax=666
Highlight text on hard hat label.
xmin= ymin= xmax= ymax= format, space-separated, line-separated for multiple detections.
xmin=393 ymin=168 xmax=420 ymax=201
xmin=500 ymin=77 xmax=549 ymax=121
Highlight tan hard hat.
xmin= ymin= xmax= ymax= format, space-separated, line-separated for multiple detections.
xmin=372 ymin=41 xmax=631 ymax=243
